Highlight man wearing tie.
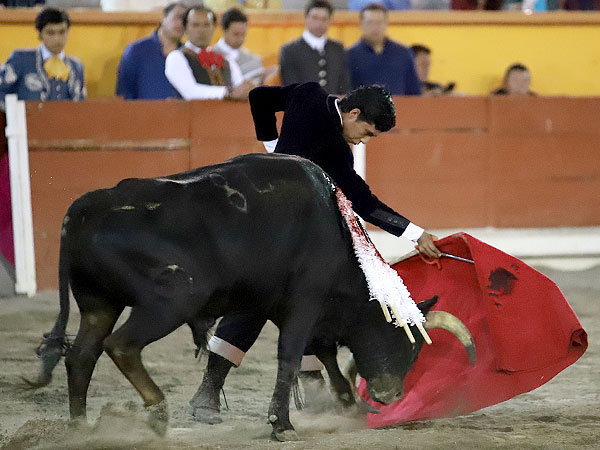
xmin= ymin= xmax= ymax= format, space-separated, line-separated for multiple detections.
xmin=0 ymin=7 xmax=86 ymax=111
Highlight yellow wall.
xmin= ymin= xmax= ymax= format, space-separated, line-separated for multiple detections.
xmin=381 ymin=24 xmax=600 ymax=96
xmin=2 ymin=11 xmax=600 ymax=97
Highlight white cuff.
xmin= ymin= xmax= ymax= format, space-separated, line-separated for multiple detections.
xmin=300 ymin=355 xmax=325 ymax=371
xmin=402 ymin=222 xmax=424 ymax=243
xmin=263 ymin=139 xmax=278 ymax=153
xmin=207 ymin=335 xmax=245 ymax=367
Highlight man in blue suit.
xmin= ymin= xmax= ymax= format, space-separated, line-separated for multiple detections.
xmin=0 ymin=7 xmax=86 ymax=111
xmin=116 ymin=2 xmax=186 ymax=100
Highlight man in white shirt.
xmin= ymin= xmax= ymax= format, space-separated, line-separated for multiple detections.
xmin=165 ymin=5 xmax=253 ymax=100
xmin=212 ymin=7 xmax=277 ymax=87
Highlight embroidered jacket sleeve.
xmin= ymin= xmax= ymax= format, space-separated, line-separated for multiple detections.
xmin=68 ymin=57 xmax=87 ymax=101
xmin=0 ymin=52 xmax=19 ymax=111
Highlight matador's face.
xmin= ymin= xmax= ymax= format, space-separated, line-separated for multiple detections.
xmin=342 ymin=109 xmax=381 ymax=145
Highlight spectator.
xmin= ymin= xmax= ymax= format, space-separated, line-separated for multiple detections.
xmin=0 ymin=7 xmax=86 ymax=111
xmin=164 ymin=6 xmax=254 ymax=100
xmin=491 ymin=63 xmax=536 ymax=96
xmin=116 ymin=2 xmax=186 ymax=100
xmin=347 ymin=3 xmax=421 ymax=95
xmin=279 ymin=0 xmax=351 ymax=95
xmin=410 ymin=44 xmax=455 ymax=96
xmin=212 ymin=7 xmax=277 ymax=86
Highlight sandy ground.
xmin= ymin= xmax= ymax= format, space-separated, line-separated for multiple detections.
xmin=0 ymin=263 xmax=598 ymax=450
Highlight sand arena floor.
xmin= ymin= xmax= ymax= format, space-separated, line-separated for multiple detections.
xmin=0 ymin=263 xmax=598 ymax=450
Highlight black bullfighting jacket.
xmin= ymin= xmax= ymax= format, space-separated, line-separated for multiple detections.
xmin=249 ymin=82 xmax=415 ymax=238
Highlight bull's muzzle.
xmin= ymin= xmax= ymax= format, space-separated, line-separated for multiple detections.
xmin=366 ymin=373 xmax=404 ymax=405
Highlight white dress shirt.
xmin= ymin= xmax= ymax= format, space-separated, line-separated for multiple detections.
xmin=165 ymin=41 xmax=243 ymax=100
xmin=41 ymin=44 xmax=65 ymax=61
xmin=302 ymin=30 xmax=327 ymax=52
xmin=214 ymin=38 xmax=239 ymax=61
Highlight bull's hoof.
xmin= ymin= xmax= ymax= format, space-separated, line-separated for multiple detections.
xmin=356 ymin=398 xmax=380 ymax=415
xmin=271 ymin=429 xmax=300 ymax=442
xmin=68 ymin=417 xmax=90 ymax=430
xmin=146 ymin=400 xmax=168 ymax=436
xmin=189 ymin=406 xmax=223 ymax=425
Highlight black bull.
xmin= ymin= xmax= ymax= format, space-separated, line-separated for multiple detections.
xmin=31 ymin=153 xmax=475 ymax=441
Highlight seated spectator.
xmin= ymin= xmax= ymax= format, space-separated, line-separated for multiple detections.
xmin=0 ymin=7 xmax=86 ymax=111
xmin=212 ymin=7 xmax=277 ymax=86
xmin=346 ymin=3 xmax=421 ymax=95
xmin=491 ymin=63 xmax=536 ymax=96
xmin=165 ymin=6 xmax=253 ymax=100
xmin=116 ymin=2 xmax=186 ymax=100
xmin=410 ymin=44 xmax=455 ymax=96
xmin=279 ymin=0 xmax=351 ymax=95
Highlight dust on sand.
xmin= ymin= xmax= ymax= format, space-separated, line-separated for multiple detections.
xmin=0 ymin=265 xmax=598 ymax=450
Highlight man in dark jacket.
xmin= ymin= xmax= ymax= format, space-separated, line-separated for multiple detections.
xmin=279 ymin=0 xmax=351 ymax=94
xmin=189 ymin=82 xmax=440 ymax=424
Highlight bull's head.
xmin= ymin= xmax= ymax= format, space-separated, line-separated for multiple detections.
xmin=343 ymin=296 xmax=475 ymax=405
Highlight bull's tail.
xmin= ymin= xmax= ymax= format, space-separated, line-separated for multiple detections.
xmin=23 ymin=220 xmax=72 ymax=388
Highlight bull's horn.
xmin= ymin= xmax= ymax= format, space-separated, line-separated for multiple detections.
xmin=424 ymin=311 xmax=476 ymax=366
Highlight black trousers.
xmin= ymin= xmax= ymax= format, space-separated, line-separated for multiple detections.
xmin=214 ymin=311 xmax=318 ymax=355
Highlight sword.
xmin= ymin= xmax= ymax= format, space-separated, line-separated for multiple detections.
xmin=441 ymin=253 xmax=475 ymax=264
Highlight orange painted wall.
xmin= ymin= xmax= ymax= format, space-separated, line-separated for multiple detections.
xmin=13 ymin=97 xmax=600 ymax=288
xmin=367 ymin=96 xmax=600 ymax=229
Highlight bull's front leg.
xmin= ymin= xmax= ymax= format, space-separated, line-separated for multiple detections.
xmin=268 ymin=358 xmax=300 ymax=441
xmin=316 ymin=344 xmax=356 ymax=409
xmin=268 ymin=325 xmax=309 ymax=442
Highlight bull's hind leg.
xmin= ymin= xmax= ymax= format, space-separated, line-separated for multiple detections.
xmin=65 ymin=305 xmax=123 ymax=421
xmin=103 ymin=305 xmax=185 ymax=436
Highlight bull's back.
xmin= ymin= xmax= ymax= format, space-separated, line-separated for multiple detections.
xmin=63 ymin=154 xmax=352 ymax=307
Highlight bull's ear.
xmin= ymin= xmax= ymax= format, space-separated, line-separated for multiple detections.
xmin=417 ymin=295 xmax=438 ymax=314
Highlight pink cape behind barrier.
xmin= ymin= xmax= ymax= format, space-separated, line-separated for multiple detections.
xmin=358 ymin=233 xmax=588 ymax=428
xmin=0 ymin=152 xmax=14 ymax=266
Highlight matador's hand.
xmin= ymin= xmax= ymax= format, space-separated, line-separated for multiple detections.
xmin=416 ymin=231 xmax=441 ymax=258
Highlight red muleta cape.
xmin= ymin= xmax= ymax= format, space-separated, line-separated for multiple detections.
xmin=358 ymin=232 xmax=588 ymax=428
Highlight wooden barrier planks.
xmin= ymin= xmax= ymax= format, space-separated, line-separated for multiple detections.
xmin=7 ymin=97 xmax=599 ymax=288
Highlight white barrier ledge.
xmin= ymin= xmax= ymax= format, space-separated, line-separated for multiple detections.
xmin=5 ymin=94 xmax=36 ymax=297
